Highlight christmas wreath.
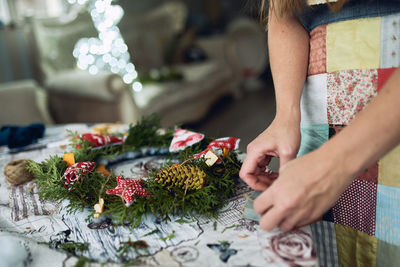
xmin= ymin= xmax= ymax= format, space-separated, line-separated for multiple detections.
xmin=27 ymin=115 xmax=242 ymax=227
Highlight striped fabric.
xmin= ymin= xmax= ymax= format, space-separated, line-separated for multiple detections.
xmin=310 ymin=221 xmax=339 ymax=267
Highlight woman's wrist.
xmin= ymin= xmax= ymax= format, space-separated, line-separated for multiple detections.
xmin=319 ymin=133 xmax=364 ymax=183
xmin=275 ymin=105 xmax=301 ymax=125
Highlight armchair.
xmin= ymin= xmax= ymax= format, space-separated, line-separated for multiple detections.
xmin=0 ymin=1 xmax=267 ymax=127
xmin=26 ymin=8 xmax=138 ymax=124
xmin=0 ymin=80 xmax=53 ymax=126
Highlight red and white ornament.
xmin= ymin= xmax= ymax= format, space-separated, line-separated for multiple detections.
xmin=194 ymin=137 xmax=240 ymax=159
xmin=106 ymin=176 xmax=151 ymax=206
xmin=169 ymin=128 xmax=205 ymax=152
xmin=63 ymin=162 xmax=96 ymax=189
xmin=77 ymin=133 xmax=124 ymax=148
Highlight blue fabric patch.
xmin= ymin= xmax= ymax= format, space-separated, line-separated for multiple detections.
xmin=296 ymin=0 xmax=400 ymax=32
xmin=376 ymin=184 xmax=400 ymax=246
xmin=323 ymin=209 xmax=334 ymax=222
xmin=297 ymin=124 xmax=329 ymax=157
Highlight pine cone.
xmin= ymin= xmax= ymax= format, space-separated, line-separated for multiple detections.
xmin=155 ymin=164 xmax=206 ymax=191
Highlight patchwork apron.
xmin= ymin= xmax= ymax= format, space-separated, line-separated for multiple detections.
xmin=296 ymin=1 xmax=400 ymax=266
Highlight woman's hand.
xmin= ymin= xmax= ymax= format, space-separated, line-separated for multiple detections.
xmin=253 ymin=145 xmax=355 ymax=232
xmin=240 ymin=4 xmax=309 ymax=192
xmin=239 ymin=114 xmax=301 ymax=191
xmin=252 ymin=68 xmax=400 ymax=232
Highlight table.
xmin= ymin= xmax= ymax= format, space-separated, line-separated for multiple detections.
xmin=0 ymin=124 xmax=319 ymax=267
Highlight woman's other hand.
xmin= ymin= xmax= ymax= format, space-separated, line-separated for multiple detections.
xmin=239 ymin=114 xmax=301 ymax=191
xmin=253 ymin=145 xmax=354 ymax=232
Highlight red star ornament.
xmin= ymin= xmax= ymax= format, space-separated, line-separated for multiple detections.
xmin=106 ymin=176 xmax=151 ymax=206
xmin=63 ymin=162 xmax=96 ymax=189
xmin=76 ymin=133 xmax=124 ymax=148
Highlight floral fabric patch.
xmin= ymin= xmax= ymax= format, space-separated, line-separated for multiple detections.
xmin=327 ymin=69 xmax=378 ymax=124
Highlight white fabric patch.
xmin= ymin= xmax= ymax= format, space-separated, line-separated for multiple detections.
xmin=307 ymin=0 xmax=338 ymax=5
xmin=380 ymin=13 xmax=400 ymax=68
xmin=300 ymin=74 xmax=328 ymax=126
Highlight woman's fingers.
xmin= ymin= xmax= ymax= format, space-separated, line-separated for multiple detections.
xmin=240 ymin=150 xmax=273 ymax=191
xmin=258 ymin=206 xmax=285 ymax=231
xmin=253 ymin=188 xmax=274 ymax=214
xmin=278 ymin=209 xmax=309 ymax=232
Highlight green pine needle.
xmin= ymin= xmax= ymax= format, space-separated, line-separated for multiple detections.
xmin=124 ymin=114 xmax=173 ymax=150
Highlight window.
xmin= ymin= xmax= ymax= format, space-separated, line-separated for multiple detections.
xmin=0 ymin=0 xmax=68 ymax=25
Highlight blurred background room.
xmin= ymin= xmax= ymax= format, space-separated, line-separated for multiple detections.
xmin=0 ymin=0 xmax=275 ymax=151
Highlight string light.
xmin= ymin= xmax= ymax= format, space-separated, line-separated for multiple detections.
xmin=71 ymin=0 xmax=142 ymax=92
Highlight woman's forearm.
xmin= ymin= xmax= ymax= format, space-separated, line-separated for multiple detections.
xmin=322 ymin=68 xmax=400 ymax=178
xmin=268 ymin=10 xmax=309 ymax=121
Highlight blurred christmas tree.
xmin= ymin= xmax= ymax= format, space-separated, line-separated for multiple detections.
xmin=70 ymin=0 xmax=143 ymax=92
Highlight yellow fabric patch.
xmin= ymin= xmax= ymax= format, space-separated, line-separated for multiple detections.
xmin=62 ymin=153 xmax=75 ymax=167
xmin=335 ymin=224 xmax=377 ymax=267
xmin=379 ymin=144 xmax=400 ymax=187
xmin=96 ymin=164 xmax=111 ymax=176
xmin=326 ymin=17 xmax=381 ymax=72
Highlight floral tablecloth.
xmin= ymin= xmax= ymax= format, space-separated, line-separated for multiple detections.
xmin=0 ymin=124 xmax=319 ymax=267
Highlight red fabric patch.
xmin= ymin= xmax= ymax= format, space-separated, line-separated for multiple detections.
xmin=378 ymin=68 xmax=397 ymax=92
xmin=77 ymin=133 xmax=123 ymax=148
xmin=64 ymin=162 xmax=96 ymax=189
xmin=193 ymin=137 xmax=240 ymax=159
xmin=332 ymin=179 xmax=377 ymax=236
xmin=308 ymin=25 xmax=327 ymax=76
xmin=356 ymin=164 xmax=378 ymax=183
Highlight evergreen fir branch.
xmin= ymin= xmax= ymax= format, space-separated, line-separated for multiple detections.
xmin=176 ymin=137 xmax=213 ymax=162
xmin=27 ymin=157 xmax=116 ymax=214
xmin=26 ymin=114 xmax=242 ymax=229
xmin=74 ymin=257 xmax=91 ymax=267
xmin=175 ymin=218 xmax=195 ymax=224
xmin=142 ymin=229 xmax=160 ymax=237
xmin=124 ymin=114 xmax=173 ymax=150
xmin=221 ymin=224 xmax=241 ymax=233
xmin=160 ymin=231 xmax=175 ymax=241
xmin=101 ymin=151 xmax=241 ymax=226
xmin=58 ymin=242 xmax=89 ymax=254
xmin=213 ymin=221 xmax=218 ymax=231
